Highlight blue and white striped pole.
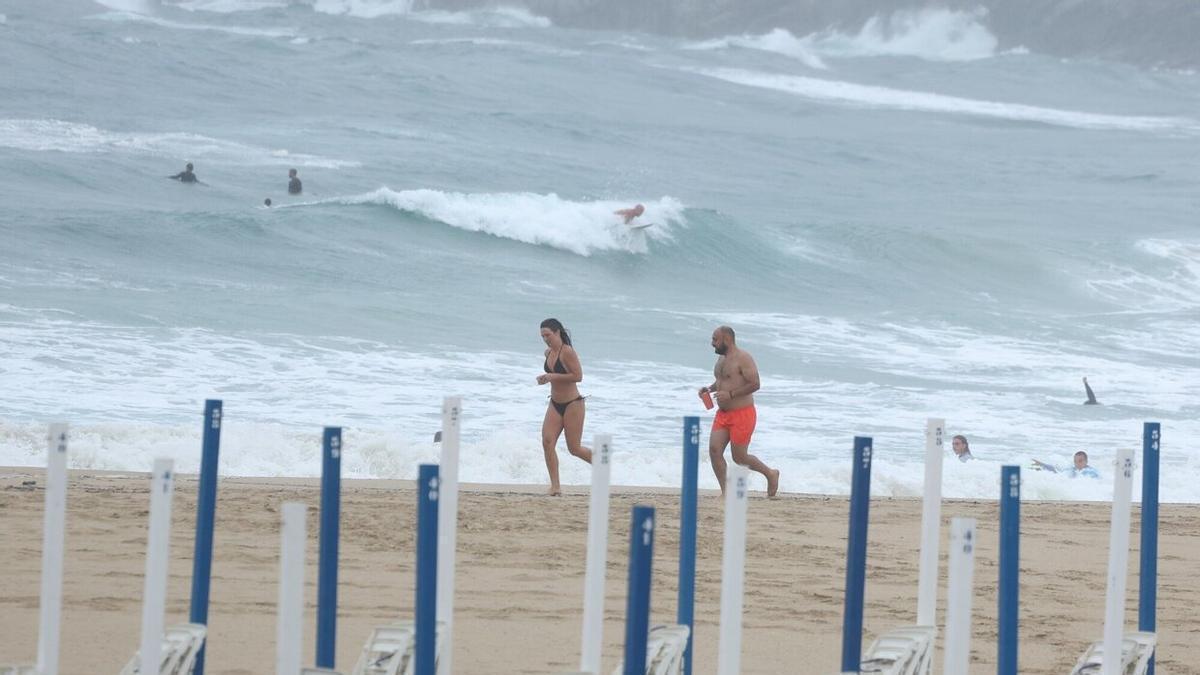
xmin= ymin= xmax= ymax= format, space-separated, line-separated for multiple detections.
xmin=840 ymin=436 xmax=873 ymax=674
xmin=1139 ymin=422 xmax=1160 ymax=675
xmin=623 ymin=505 xmax=655 ymax=675
xmin=416 ymin=464 xmax=440 ymax=675
xmin=677 ymin=417 xmax=700 ymax=675
xmin=315 ymin=427 xmax=342 ymax=670
xmin=190 ymin=399 xmax=222 ymax=675
xmin=998 ymin=466 xmax=1020 ymax=675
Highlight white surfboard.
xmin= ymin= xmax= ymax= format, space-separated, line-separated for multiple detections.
xmin=627 ymin=222 xmax=654 ymax=231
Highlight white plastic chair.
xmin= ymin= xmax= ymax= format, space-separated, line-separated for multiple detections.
xmin=860 ymin=625 xmax=935 ymax=675
xmin=119 ymin=623 xmax=208 ymax=675
xmin=610 ymin=624 xmax=691 ymax=675
xmin=1070 ymin=631 xmax=1157 ymax=675
xmin=351 ymin=621 xmax=443 ymax=675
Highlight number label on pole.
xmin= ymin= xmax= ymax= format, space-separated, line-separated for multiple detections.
xmin=860 ymin=445 xmax=872 ymax=470
xmin=211 ymin=407 xmax=221 ymax=430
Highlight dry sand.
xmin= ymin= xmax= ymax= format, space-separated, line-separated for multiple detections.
xmin=1 ymin=468 xmax=1197 ymax=674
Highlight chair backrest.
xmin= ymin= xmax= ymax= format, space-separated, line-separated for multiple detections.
xmin=611 ymin=624 xmax=691 ymax=675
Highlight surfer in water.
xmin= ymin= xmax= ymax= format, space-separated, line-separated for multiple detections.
xmin=288 ymin=168 xmax=302 ymax=195
xmin=169 ymin=162 xmax=198 ymax=184
xmin=615 ymin=203 xmax=644 ymax=225
xmin=537 ymin=318 xmax=592 ymax=496
xmin=1082 ymin=377 xmax=1099 ymax=405
xmin=699 ymin=325 xmax=780 ymax=497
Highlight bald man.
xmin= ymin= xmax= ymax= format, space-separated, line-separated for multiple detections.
xmin=699 ymin=325 xmax=780 ymax=497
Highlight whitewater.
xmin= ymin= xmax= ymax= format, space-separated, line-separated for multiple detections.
xmin=1 ymin=1 xmax=1198 ymax=502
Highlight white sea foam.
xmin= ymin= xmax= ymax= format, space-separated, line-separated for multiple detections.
xmin=92 ymin=0 xmax=157 ymax=13
xmin=1087 ymin=239 xmax=1200 ymax=310
xmin=688 ymin=28 xmax=829 ymax=70
xmin=311 ymin=0 xmax=414 ymax=19
xmin=311 ymin=1 xmax=550 ymax=27
xmin=0 ymin=119 xmax=359 ymax=168
xmin=810 ymin=8 xmax=999 ymax=62
xmin=409 ymin=37 xmax=579 ymax=57
xmin=2 ymin=308 xmax=1197 ymax=501
xmin=686 ymin=10 xmax=1000 ymax=66
xmin=175 ymin=0 xmax=287 ymax=12
xmin=588 ymin=39 xmax=653 ymax=53
xmin=295 ymin=188 xmax=684 ymax=255
xmin=95 ymin=9 xmax=300 ymax=38
xmin=687 ymin=67 xmax=1200 ymax=133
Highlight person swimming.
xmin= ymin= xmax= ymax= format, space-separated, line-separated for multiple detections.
xmin=1032 ymin=451 xmax=1100 ymax=479
xmin=288 ymin=168 xmax=302 ymax=195
xmin=263 ymin=198 xmax=272 ymax=207
xmin=951 ymin=434 xmax=973 ymax=462
xmin=169 ymin=162 xmax=198 ymax=183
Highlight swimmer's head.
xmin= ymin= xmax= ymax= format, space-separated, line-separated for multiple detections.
xmin=1074 ymin=451 xmax=1089 ymax=469
xmin=540 ymin=318 xmax=571 ymax=347
xmin=952 ymin=435 xmax=970 ymax=456
xmin=186 ymin=162 xmax=194 ymax=171
xmin=264 ymin=198 xmax=272 ymax=207
xmin=289 ymin=168 xmax=297 ymax=178
xmin=711 ymin=325 xmax=735 ymax=355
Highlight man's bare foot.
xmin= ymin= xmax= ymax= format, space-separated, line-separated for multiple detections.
xmin=548 ymin=486 xmax=563 ymax=497
xmin=767 ymin=469 xmax=780 ymax=498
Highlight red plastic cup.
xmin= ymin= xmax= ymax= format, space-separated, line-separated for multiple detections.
xmin=699 ymin=389 xmax=714 ymax=410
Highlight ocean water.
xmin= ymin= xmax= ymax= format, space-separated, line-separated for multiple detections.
xmin=2 ymin=1 xmax=1198 ymax=502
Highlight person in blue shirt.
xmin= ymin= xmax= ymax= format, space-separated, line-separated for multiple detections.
xmin=1032 ymin=450 xmax=1099 ymax=478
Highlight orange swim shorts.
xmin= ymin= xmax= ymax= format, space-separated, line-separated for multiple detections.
xmin=712 ymin=405 xmax=757 ymax=446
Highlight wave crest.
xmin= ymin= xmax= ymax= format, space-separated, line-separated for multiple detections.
xmin=303 ymin=188 xmax=684 ymax=255
xmin=687 ymin=9 xmax=1000 ymax=66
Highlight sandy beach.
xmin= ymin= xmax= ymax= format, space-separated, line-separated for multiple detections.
xmin=1 ymin=468 xmax=1196 ymax=674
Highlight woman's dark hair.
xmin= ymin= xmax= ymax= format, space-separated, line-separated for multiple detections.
xmin=540 ymin=318 xmax=572 ymax=346
xmin=953 ymin=434 xmax=969 ymax=451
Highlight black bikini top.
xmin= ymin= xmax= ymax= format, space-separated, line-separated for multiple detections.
xmin=544 ymin=349 xmax=568 ymax=374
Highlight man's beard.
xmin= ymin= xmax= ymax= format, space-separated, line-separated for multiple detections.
xmin=714 ymin=344 xmax=728 ymax=355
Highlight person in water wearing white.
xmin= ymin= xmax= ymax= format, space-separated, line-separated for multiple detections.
xmin=1033 ymin=450 xmax=1099 ymax=478
xmin=951 ymin=434 xmax=973 ymax=462
xmin=536 ymin=318 xmax=592 ymax=496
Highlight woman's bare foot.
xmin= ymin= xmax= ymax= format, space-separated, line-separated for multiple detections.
xmin=548 ymin=486 xmax=563 ymax=497
xmin=767 ymin=469 xmax=781 ymax=498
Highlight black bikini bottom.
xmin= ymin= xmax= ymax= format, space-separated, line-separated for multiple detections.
xmin=550 ymin=396 xmax=586 ymax=417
